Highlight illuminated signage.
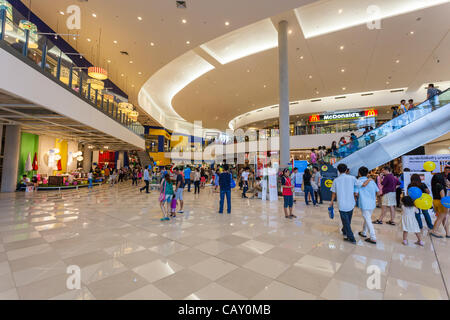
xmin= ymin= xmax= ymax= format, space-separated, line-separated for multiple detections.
xmin=309 ymin=109 xmax=377 ymax=122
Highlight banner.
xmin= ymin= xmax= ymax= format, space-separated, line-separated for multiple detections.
xmin=402 ymin=155 xmax=450 ymax=173
xmin=268 ymin=167 xmax=278 ymax=202
xmin=403 ymin=172 xmax=433 ymax=196
xmin=261 ymin=179 xmax=267 ymax=201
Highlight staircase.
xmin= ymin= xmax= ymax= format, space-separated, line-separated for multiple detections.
xmin=137 ymin=150 xmax=154 ymax=168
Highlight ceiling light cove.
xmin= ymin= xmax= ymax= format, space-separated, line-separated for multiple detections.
xmin=295 ymin=0 xmax=449 ymax=39
xmin=200 ymin=18 xmax=278 ymax=65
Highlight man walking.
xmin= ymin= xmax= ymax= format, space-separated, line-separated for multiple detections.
xmin=374 ymin=166 xmax=400 ymax=225
xmin=218 ymin=165 xmax=232 ymax=214
xmin=313 ymin=166 xmax=323 ymax=204
xmin=356 ymin=166 xmax=379 ymax=244
xmin=329 ymin=163 xmax=358 ymax=244
xmin=241 ymin=167 xmax=250 ymax=198
xmin=139 ymin=165 xmax=150 ymax=194
xmin=174 ymin=167 xmax=185 ymax=214
xmin=184 ymin=166 xmax=192 ymax=192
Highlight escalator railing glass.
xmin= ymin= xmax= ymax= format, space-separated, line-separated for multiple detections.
xmin=334 ymin=88 xmax=450 ymax=160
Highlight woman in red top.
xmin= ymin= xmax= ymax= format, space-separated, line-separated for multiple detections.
xmin=281 ymin=168 xmax=296 ymax=219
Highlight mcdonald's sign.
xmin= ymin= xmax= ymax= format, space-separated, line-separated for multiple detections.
xmin=308 ymin=109 xmax=378 ymax=122
xmin=364 ymin=109 xmax=378 ymax=117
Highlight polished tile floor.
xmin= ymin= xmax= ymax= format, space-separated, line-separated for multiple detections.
xmin=0 ymin=182 xmax=449 ymax=300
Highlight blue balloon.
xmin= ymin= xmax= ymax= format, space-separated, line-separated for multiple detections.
xmin=408 ymin=187 xmax=422 ymax=200
xmin=441 ymin=196 xmax=450 ymax=209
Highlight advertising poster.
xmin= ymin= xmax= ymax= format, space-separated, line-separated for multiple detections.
xmin=292 ymin=160 xmax=308 ymax=193
xmin=402 ymin=155 xmax=450 ymax=173
xmin=268 ymin=167 xmax=278 ymax=202
xmin=261 ymin=179 xmax=267 ymax=201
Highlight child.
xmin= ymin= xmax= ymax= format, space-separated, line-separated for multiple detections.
xmin=281 ymin=168 xmax=296 ymax=219
xmin=401 ymin=196 xmax=424 ymax=246
xmin=159 ymin=174 xmax=172 ymax=221
xmin=170 ymin=197 xmax=177 ymax=218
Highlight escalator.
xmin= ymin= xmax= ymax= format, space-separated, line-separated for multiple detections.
xmin=334 ymin=89 xmax=450 ymax=175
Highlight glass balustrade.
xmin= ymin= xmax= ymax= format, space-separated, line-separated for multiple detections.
xmin=0 ymin=7 xmax=144 ymax=137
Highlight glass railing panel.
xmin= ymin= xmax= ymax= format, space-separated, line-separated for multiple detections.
xmin=335 ymin=89 xmax=450 ymax=160
xmin=3 ymin=17 xmax=24 ymax=55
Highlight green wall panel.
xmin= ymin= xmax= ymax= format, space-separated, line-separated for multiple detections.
xmin=18 ymin=132 xmax=39 ymax=180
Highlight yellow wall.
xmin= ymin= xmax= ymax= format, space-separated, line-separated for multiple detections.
xmin=148 ymin=129 xmax=171 ymax=140
xmin=149 ymin=152 xmax=171 ymax=166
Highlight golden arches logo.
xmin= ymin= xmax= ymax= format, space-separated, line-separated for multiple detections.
xmin=365 ymin=109 xmax=378 ymax=117
xmin=309 ymin=114 xmax=320 ymax=122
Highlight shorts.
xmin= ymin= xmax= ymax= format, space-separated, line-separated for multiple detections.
xmin=283 ymin=195 xmax=293 ymax=208
xmin=165 ymin=194 xmax=173 ymax=203
xmin=175 ymin=188 xmax=183 ymax=201
xmin=433 ymin=200 xmax=448 ymax=215
xmin=382 ymin=192 xmax=396 ymax=207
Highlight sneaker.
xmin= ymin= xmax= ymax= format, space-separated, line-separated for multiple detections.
xmin=430 ymin=232 xmax=443 ymax=238
xmin=343 ymin=237 xmax=356 ymax=244
xmin=218 ymin=212 xmax=223 ymax=214
xmin=402 ymin=240 xmax=408 ymax=245
xmin=365 ymin=238 xmax=377 ymax=244
xmin=177 ymin=211 xmax=184 ymax=214
xmin=373 ymin=220 xmax=383 ymax=224
xmin=164 ymin=217 xmax=170 ymax=221
xmin=414 ymin=241 xmax=424 ymax=246
xmin=358 ymin=232 xmax=367 ymax=238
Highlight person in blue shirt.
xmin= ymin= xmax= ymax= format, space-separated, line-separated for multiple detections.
xmin=427 ymin=83 xmax=441 ymax=110
xmin=184 ymin=166 xmax=192 ymax=192
xmin=139 ymin=165 xmax=150 ymax=194
xmin=218 ymin=164 xmax=232 ymax=214
xmin=356 ymin=166 xmax=379 ymax=244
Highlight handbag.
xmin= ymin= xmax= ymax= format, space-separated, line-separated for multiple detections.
xmin=159 ymin=181 xmax=166 ymax=202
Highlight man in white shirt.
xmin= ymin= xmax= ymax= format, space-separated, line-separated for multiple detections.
xmin=139 ymin=166 xmax=150 ymax=194
xmin=241 ymin=168 xmax=250 ymax=198
xmin=329 ymin=163 xmax=358 ymax=243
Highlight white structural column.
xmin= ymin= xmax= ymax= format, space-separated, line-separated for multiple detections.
xmin=278 ymin=20 xmax=290 ymax=168
xmin=1 ymin=125 xmax=21 ymax=192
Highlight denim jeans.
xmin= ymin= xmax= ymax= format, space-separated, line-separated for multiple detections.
xmin=415 ymin=209 xmax=434 ymax=229
xmin=219 ymin=190 xmax=231 ymax=213
xmin=185 ymin=179 xmax=191 ymax=192
xmin=304 ymin=185 xmax=316 ymax=205
xmin=339 ymin=209 xmax=355 ymax=241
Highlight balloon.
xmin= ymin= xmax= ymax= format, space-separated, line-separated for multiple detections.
xmin=441 ymin=196 xmax=450 ymax=209
xmin=408 ymin=187 xmax=422 ymax=200
xmin=414 ymin=193 xmax=433 ymax=210
xmin=423 ymin=161 xmax=436 ymax=172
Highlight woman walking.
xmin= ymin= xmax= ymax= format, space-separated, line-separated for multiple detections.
xmin=430 ymin=173 xmax=449 ymax=238
xmin=407 ymin=174 xmax=434 ymax=230
xmin=303 ymin=168 xmax=317 ymax=206
xmin=193 ymin=168 xmax=201 ymax=194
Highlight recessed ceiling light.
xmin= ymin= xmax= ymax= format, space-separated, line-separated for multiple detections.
xmin=129 ymin=60 xmax=133 ymax=64
xmin=113 ymin=40 xmax=118 ymax=44
xmin=246 ymin=69 xmax=250 ymax=73
xmin=87 ymin=38 xmax=91 ymax=42
xmin=342 ymin=87 xmax=346 ymax=90
xmin=300 ymin=56 xmax=304 ymax=59
xmin=288 ymin=29 xmax=293 ymax=34
xmin=395 ymin=59 xmax=400 ymax=63
xmin=308 ymin=75 xmax=312 ymax=79
xmin=138 ymin=72 xmax=142 ymax=75
xmin=186 ymin=41 xmax=190 ymax=44
xmin=92 ymin=13 xmax=97 ymax=18
xmin=386 ymin=81 xmax=390 ymax=84
xmin=73 ymin=37 xmax=76 ymax=40
xmin=338 ymin=9 xmax=343 ymax=14
xmin=316 ymin=90 xmax=319 ymax=94
xmin=263 ymin=84 xmax=267 ymax=88
xmin=409 ymin=31 xmax=414 ymax=35
xmin=131 ymin=84 xmax=135 ymax=88
xmin=340 ymin=68 xmax=345 ymax=73
xmin=121 ymin=74 xmax=124 ymax=77
xmin=137 ymin=16 xmax=143 ymax=21
xmin=150 ymin=42 xmax=155 ymax=46
xmin=339 ymin=45 xmax=344 ymax=50
xmin=107 ymin=59 xmax=111 ymax=63
xmin=182 ymin=19 xmax=187 ymax=24
xmin=59 ymin=11 xmax=65 ymax=15
xmin=225 ymin=21 xmax=230 ymax=26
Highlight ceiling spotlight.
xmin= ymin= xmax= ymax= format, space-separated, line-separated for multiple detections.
xmin=137 ymin=16 xmax=143 ymax=21
xmin=121 ymin=73 xmax=124 ymax=77
xmin=129 ymin=60 xmax=133 ymax=64
xmin=340 ymin=68 xmax=345 ymax=73
xmin=308 ymin=75 xmax=312 ymax=79
xmin=186 ymin=40 xmax=190 ymax=44
xmin=263 ymin=84 xmax=267 ymax=88
xmin=338 ymin=9 xmax=343 ymax=14
xmin=92 ymin=13 xmax=97 ymax=18
xmin=87 ymin=38 xmax=91 ymax=42
xmin=386 ymin=81 xmax=390 ymax=84
xmin=300 ymin=56 xmax=304 ymax=59
xmin=59 ymin=11 xmax=65 ymax=15
xmin=225 ymin=21 xmax=230 ymax=26
xmin=409 ymin=31 xmax=414 ymax=35
xmin=138 ymin=72 xmax=142 ymax=75
xmin=131 ymin=84 xmax=135 ymax=88
xmin=150 ymin=42 xmax=155 ymax=46
xmin=339 ymin=45 xmax=344 ymax=50
xmin=73 ymin=36 xmax=76 ymax=40
xmin=246 ymin=69 xmax=250 ymax=73
xmin=182 ymin=19 xmax=187 ymax=24
xmin=107 ymin=60 xmax=111 ymax=63
xmin=113 ymin=40 xmax=118 ymax=44
xmin=342 ymin=87 xmax=346 ymax=90
xmin=288 ymin=29 xmax=293 ymax=34
xmin=395 ymin=59 xmax=400 ymax=63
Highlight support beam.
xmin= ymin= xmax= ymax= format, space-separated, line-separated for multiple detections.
xmin=1 ymin=125 xmax=20 ymax=192
xmin=278 ymin=20 xmax=290 ymax=168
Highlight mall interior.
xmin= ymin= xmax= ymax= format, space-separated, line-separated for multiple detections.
xmin=0 ymin=0 xmax=449 ymax=301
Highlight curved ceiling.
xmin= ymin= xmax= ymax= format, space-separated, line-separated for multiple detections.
xmin=25 ymin=0 xmax=450 ymax=133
